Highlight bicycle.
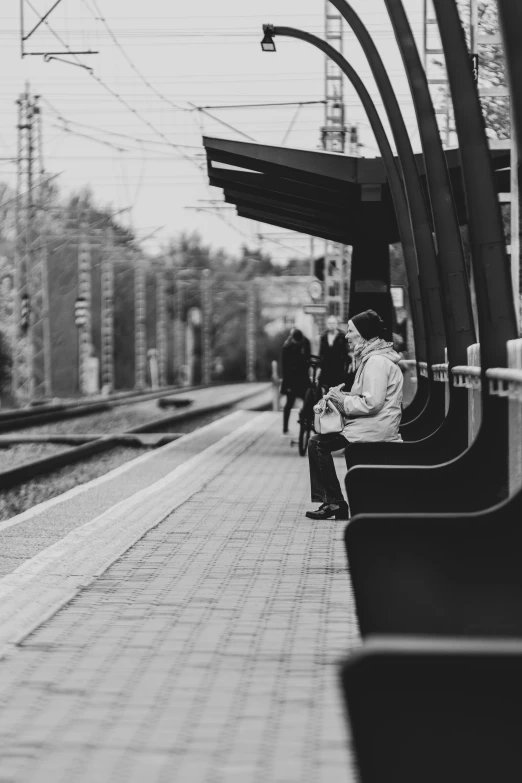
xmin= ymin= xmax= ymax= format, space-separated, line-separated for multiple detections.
xmin=292 ymin=355 xmax=323 ymax=457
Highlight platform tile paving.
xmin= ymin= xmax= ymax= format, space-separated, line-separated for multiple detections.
xmin=0 ymin=413 xmax=360 ymax=782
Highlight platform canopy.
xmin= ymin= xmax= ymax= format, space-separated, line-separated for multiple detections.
xmin=203 ymin=136 xmax=510 ymax=244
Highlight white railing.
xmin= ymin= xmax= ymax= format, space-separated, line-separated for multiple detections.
xmin=486 ymin=367 xmax=522 ymax=399
xmin=418 ymin=361 xmax=428 ymax=378
xmin=432 ymin=363 xmax=448 ymax=382
xmin=451 ymin=365 xmax=482 ymax=389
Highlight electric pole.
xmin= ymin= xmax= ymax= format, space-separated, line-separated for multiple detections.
xmin=134 ymin=250 xmax=147 ymax=390
xmin=322 ymin=2 xmax=349 ymax=325
xmin=13 ymin=84 xmax=33 ymax=401
xmin=174 ymin=277 xmax=185 ymax=385
xmin=246 ymin=279 xmax=256 ymax=382
xmin=13 ymin=85 xmax=52 ymax=401
xmin=32 ymin=93 xmax=52 ymax=399
xmin=101 ymin=227 xmax=115 ymax=394
xmin=201 ymin=269 xmax=212 ymax=385
xmin=156 ymin=262 xmax=167 ymax=387
xmin=77 ymin=214 xmax=93 ymax=396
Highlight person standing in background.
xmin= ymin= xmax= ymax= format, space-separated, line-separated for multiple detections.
xmin=318 ymin=315 xmax=348 ymax=391
xmin=280 ymin=328 xmax=310 ymax=435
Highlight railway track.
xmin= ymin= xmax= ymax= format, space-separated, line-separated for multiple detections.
xmin=0 ymin=384 xmax=271 ymax=491
xmin=0 ymin=383 xmax=206 ymax=433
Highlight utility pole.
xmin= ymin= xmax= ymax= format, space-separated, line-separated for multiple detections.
xmin=156 ymin=262 xmax=167 ymax=387
xmin=12 ymin=83 xmax=33 ymax=402
xmin=31 ymin=93 xmax=51 ymax=399
xmin=246 ymin=279 xmax=256 ymax=382
xmin=134 ymin=251 xmax=147 ymax=390
xmin=201 ymin=269 xmax=212 ymax=385
xmin=13 ymin=86 xmax=52 ymax=401
xmin=322 ymin=1 xmax=348 ymax=326
xmin=174 ymin=277 xmax=185 ymax=385
xmin=100 ymin=227 xmax=114 ymax=394
xmin=77 ymin=214 xmax=93 ymax=396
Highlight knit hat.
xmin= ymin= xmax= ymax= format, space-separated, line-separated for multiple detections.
xmin=350 ymin=309 xmax=385 ymax=341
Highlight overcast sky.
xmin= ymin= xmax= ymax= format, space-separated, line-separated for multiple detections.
xmin=2 ymin=0 xmax=424 ymax=263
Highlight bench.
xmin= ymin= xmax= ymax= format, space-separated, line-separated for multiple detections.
xmin=340 ymin=637 xmax=522 ymax=783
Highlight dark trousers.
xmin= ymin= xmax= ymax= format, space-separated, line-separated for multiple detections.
xmin=308 ymin=432 xmax=348 ymax=504
xmin=283 ymin=392 xmax=302 ymax=432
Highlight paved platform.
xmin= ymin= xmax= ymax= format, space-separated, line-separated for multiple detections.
xmin=0 ymin=411 xmax=359 ymax=782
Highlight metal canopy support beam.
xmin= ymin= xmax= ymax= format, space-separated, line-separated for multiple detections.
xmin=432 ymin=0 xmax=516 ymax=370
xmin=325 ymin=1 xmax=450 ymax=437
xmin=384 ymin=0 xmax=475 ymax=370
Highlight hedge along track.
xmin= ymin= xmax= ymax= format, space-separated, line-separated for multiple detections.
xmin=0 ymin=385 xmax=271 ymax=490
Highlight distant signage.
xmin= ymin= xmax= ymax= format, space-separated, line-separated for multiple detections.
xmin=304 ymin=304 xmax=327 ymax=315
xmin=470 ymin=53 xmax=479 ymax=83
xmin=308 ymin=279 xmax=323 ymax=302
xmin=391 ymin=286 xmax=405 ymax=309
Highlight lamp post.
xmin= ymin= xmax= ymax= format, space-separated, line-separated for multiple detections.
xmin=263 ymin=25 xmax=446 ymax=433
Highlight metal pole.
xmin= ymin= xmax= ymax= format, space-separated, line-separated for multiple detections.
xmin=156 ymin=263 xmax=167 ymax=387
xmin=384 ymin=0 xmax=476 ymax=368
xmin=201 ymin=269 xmax=212 ymax=385
xmin=247 ymin=279 xmax=256 ymax=382
xmin=100 ymin=227 xmax=114 ymax=394
xmin=31 ymin=93 xmax=51 ymax=398
xmin=25 ymin=87 xmax=35 ymax=400
xmin=12 ymin=94 xmax=24 ymax=400
xmin=272 ymin=27 xmax=430 ymax=372
xmin=175 ymin=280 xmax=185 ymax=385
xmin=134 ymin=251 xmax=147 ymax=390
xmin=77 ymin=215 xmax=92 ymax=396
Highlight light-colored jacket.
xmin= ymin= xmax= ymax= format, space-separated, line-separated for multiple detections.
xmin=341 ymin=339 xmax=403 ymax=443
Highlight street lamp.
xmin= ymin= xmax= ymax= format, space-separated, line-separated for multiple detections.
xmin=261 ymin=25 xmax=445 ymax=436
xmin=261 ymin=25 xmax=276 ymax=52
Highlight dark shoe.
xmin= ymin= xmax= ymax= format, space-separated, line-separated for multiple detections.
xmin=305 ymin=501 xmax=349 ymax=520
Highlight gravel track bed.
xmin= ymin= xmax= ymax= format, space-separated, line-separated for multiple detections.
xmin=0 ymin=446 xmax=144 ymax=522
xmin=0 ymin=442 xmax=74 ymax=471
xmin=18 ymin=399 xmax=171 ymax=436
xmin=0 ymin=408 xmax=235 ymax=522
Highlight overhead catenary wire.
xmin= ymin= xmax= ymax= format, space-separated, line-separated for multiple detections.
xmin=79 ymin=0 xmax=256 ymax=144
xmin=24 ymin=0 xmax=205 ymax=173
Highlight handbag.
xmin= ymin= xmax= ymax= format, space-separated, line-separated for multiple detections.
xmin=314 ymin=399 xmax=344 ymax=435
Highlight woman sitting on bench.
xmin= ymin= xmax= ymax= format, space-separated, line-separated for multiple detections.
xmin=306 ymin=309 xmax=403 ymax=521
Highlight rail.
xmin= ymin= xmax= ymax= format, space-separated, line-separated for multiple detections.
xmin=0 ymin=385 xmax=270 ymax=489
xmin=451 ymin=365 xmax=482 ymax=388
xmin=486 ymin=367 xmax=522 ymax=398
xmin=432 ymin=363 xmax=448 ymax=382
